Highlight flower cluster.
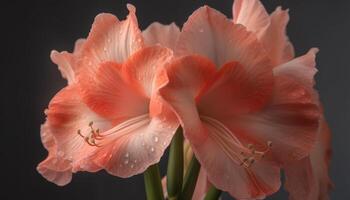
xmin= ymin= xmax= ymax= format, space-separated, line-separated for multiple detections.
xmin=37 ymin=1 xmax=332 ymax=199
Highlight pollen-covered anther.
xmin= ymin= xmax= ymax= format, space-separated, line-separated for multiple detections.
xmin=77 ymin=121 xmax=104 ymax=147
xmin=239 ymin=141 xmax=273 ymax=168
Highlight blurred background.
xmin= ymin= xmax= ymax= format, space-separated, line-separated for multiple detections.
xmin=1 ymin=0 xmax=349 ymax=199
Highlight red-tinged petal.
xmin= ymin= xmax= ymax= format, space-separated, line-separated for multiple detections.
xmin=226 ymin=75 xmax=320 ymax=164
xmin=274 ymin=48 xmax=318 ymax=91
xmin=260 ymin=7 xmax=295 ymax=65
xmin=159 ymin=55 xmax=216 ymax=144
xmin=143 ymin=22 xmax=180 ymax=50
xmin=79 ymin=4 xmax=144 ymax=71
xmin=232 ymin=0 xmax=270 ymax=35
xmin=176 ymin=6 xmax=271 ymax=69
xmin=198 ymin=61 xmax=273 ymax=118
xmin=46 ymin=85 xmax=111 ymax=171
xmin=284 ymin=119 xmax=332 ymax=200
xmin=189 ymin=121 xmax=281 ymax=199
xmin=87 ymin=115 xmax=178 ymax=177
xmin=79 ymin=61 xmax=148 ymax=124
xmin=122 ymin=46 xmax=173 ymax=98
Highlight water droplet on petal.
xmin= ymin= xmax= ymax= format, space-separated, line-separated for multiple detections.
xmin=199 ymin=28 xmax=204 ymax=33
xmin=134 ymin=159 xmax=137 ymax=163
xmin=124 ymin=159 xmax=129 ymax=165
xmin=103 ymin=47 xmax=108 ymax=52
xmin=150 ymin=147 xmax=155 ymax=152
xmin=107 ymin=38 xmax=111 ymax=43
xmin=125 ymin=152 xmax=129 ymax=158
xmin=162 ymin=141 xmax=167 ymax=146
xmin=130 ymin=164 xmax=134 ymax=169
xmin=154 ymin=136 xmax=159 ymax=143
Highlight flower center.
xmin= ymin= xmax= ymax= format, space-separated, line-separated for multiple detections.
xmin=77 ymin=114 xmax=150 ymax=147
xmin=200 ymin=115 xmax=272 ymax=168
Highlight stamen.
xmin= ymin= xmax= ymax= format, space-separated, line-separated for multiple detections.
xmin=200 ymin=115 xmax=273 ymax=169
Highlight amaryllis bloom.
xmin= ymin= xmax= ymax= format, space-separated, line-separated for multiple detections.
xmin=37 ymin=5 xmax=179 ymax=186
xmin=159 ymin=0 xmax=322 ymax=199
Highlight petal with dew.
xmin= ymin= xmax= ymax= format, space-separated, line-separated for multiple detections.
xmin=176 ymin=6 xmax=271 ymax=69
xmin=45 ymin=85 xmax=111 ymax=172
xmin=79 ymin=4 xmax=144 ymax=72
xmin=143 ymin=22 xmax=180 ymax=50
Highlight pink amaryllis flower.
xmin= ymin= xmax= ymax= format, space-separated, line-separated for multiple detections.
xmin=37 ymin=5 xmax=179 ymax=186
xmin=159 ymin=1 xmax=323 ymax=199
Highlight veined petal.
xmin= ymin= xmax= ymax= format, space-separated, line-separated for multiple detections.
xmin=233 ymin=1 xmax=295 ymax=65
xmin=50 ymin=39 xmax=85 ymax=85
xmin=45 ymin=85 xmax=111 ymax=171
xmin=79 ymin=61 xmax=148 ymax=124
xmin=198 ymin=61 xmax=273 ymax=117
xmin=122 ymin=46 xmax=173 ymax=98
xmin=259 ymin=7 xmax=295 ymax=65
xmin=87 ymin=114 xmax=178 ymax=177
xmin=143 ymin=22 xmax=180 ymax=50
xmin=176 ymin=6 xmax=272 ymax=69
xmin=159 ymin=55 xmax=216 ymax=144
xmin=274 ymin=48 xmax=319 ymax=91
xmin=232 ymin=0 xmax=270 ymax=35
xmin=226 ymin=75 xmax=320 ymax=164
xmin=284 ymin=119 xmax=332 ymax=200
xmin=79 ymin=4 xmax=144 ymax=72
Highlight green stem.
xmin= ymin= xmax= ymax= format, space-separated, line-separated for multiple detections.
xmin=180 ymin=156 xmax=201 ymax=200
xmin=204 ymin=186 xmax=222 ymax=200
xmin=144 ymin=164 xmax=164 ymax=200
xmin=167 ymin=127 xmax=184 ymax=200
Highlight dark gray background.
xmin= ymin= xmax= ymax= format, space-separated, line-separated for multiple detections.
xmin=1 ymin=0 xmax=349 ymax=199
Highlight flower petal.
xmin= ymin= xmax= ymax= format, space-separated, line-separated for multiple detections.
xmin=79 ymin=4 xmax=144 ymax=71
xmin=37 ymin=154 xmax=72 ymax=186
xmin=37 ymin=124 xmax=73 ymax=186
xmin=159 ymin=55 xmax=216 ymax=144
xmin=50 ymin=39 xmax=85 ymax=85
xmin=87 ymin=115 xmax=178 ymax=177
xmin=226 ymin=75 xmax=320 ymax=164
xmin=274 ymin=48 xmax=318 ymax=92
xmin=176 ymin=6 xmax=271 ymax=69
xmin=232 ymin=0 xmax=270 ymax=35
xmin=143 ymin=22 xmax=180 ymax=50
xmin=259 ymin=7 xmax=295 ymax=65
xmin=284 ymin=119 xmax=332 ymax=200
xmin=189 ymin=121 xmax=281 ymax=199
xmin=233 ymin=0 xmax=294 ymax=65
xmin=198 ymin=61 xmax=273 ymax=118
xmin=122 ymin=46 xmax=173 ymax=98
xmin=79 ymin=61 xmax=148 ymax=124
xmin=45 ymin=85 xmax=111 ymax=171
